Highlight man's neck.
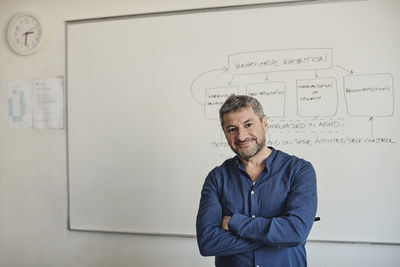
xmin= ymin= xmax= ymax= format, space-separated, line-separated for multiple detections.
xmin=239 ymin=146 xmax=272 ymax=181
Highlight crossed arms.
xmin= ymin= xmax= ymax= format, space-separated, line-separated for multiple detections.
xmin=196 ymin=162 xmax=317 ymax=256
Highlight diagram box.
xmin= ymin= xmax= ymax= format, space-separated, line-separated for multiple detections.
xmin=228 ymin=48 xmax=333 ymax=75
xmin=344 ymin=74 xmax=394 ymax=117
xmin=205 ymin=86 xmax=238 ymax=120
xmin=297 ymin=77 xmax=338 ymax=117
xmin=246 ymin=82 xmax=286 ymax=118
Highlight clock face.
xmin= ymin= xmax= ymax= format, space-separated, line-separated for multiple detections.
xmin=7 ymin=13 xmax=44 ymax=55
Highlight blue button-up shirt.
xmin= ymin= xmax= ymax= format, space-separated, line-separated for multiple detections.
xmin=196 ymin=147 xmax=317 ymax=267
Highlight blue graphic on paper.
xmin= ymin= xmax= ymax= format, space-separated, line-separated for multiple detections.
xmin=7 ymin=89 xmax=26 ymax=122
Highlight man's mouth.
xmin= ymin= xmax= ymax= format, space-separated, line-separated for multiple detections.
xmin=236 ymin=138 xmax=255 ymax=147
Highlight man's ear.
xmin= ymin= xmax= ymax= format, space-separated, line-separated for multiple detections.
xmin=262 ymin=115 xmax=268 ymax=130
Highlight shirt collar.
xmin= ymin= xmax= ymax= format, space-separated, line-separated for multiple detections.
xmin=264 ymin=146 xmax=276 ymax=171
xmin=234 ymin=146 xmax=277 ymax=172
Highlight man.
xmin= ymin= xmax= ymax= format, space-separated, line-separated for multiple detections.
xmin=196 ymin=94 xmax=317 ymax=267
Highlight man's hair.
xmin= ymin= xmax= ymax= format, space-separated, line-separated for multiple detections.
xmin=219 ymin=94 xmax=264 ymax=128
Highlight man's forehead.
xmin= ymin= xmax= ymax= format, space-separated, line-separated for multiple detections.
xmin=222 ymin=106 xmax=258 ymax=124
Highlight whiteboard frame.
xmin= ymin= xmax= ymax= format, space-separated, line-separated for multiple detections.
xmin=65 ymin=0 xmax=400 ymax=245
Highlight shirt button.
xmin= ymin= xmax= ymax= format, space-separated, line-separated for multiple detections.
xmin=252 ymin=215 xmax=256 ymax=218
xmin=251 ymin=191 xmax=255 ymax=195
xmin=256 ymin=265 xmax=260 ymax=267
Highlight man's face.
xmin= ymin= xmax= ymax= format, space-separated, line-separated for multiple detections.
xmin=222 ymin=106 xmax=268 ymax=160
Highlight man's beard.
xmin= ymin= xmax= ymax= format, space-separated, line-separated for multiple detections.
xmin=234 ymin=136 xmax=266 ymax=160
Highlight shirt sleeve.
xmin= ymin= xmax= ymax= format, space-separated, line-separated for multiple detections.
xmin=196 ymin=171 xmax=263 ymax=256
xmin=228 ymin=161 xmax=317 ymax=247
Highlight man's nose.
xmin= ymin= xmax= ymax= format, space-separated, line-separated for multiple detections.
xmin=237 ymin=126 xmax=248 ymax=141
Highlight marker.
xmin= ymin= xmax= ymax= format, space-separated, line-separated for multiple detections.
xmin=314 ymin=217 xmax=321 ymax=222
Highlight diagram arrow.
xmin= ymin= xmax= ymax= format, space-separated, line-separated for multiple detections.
xmin=369 ymin=116 xmax=374 ymax=138
xmin=336 ymin=65 xmax=354 ymax=76
xmin=191 ymin=67 xmax=230 ymax=104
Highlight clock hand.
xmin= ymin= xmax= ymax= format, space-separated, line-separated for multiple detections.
xmin=23 ymin=31 xmax=34 ymax=46
xmin=24 ymin=26 xmax=36 ymax=34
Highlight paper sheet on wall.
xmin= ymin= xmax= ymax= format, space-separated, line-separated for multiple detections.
xmin=1 ymin=80 xmax=32 ymax=130
xmin=32 ymin=77 xmax=64 ymax=129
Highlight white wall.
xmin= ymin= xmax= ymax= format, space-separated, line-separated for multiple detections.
xmin=0 ymin=0 xmax=399 ymax=266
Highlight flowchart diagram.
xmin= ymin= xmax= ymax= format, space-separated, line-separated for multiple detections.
xmin=191 ymin=48 xmax=395 ymax=148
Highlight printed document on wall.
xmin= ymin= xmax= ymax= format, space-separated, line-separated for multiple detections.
xmin=32 ymin=77 xmax=64 ymax=129
xmin=1 ymin=80 xmax=32 ymax=130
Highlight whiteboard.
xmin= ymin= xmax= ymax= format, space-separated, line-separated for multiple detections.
xmin=66 ymin=0 xmax=400 ymax=243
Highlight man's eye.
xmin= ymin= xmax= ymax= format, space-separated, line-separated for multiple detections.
xmin=245 ymin=123 xmax=253 ymax=128
xmin=227 ymin=128 xmax=236 ymax=133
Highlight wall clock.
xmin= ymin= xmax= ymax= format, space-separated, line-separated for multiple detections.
xmin=7 ymin=12 xmax=44 ymax=56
